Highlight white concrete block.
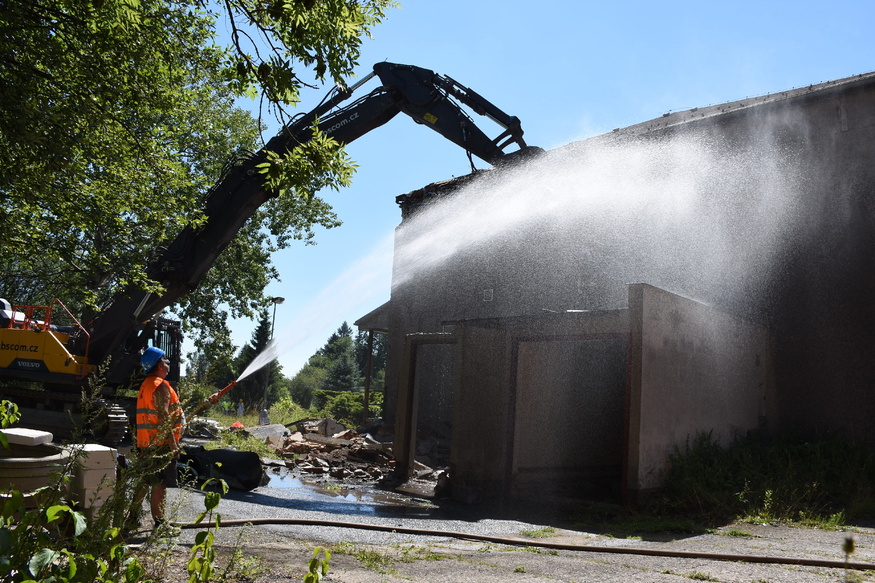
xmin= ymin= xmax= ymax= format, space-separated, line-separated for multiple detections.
xmin=71 ymin=485 xmax=112 ymax=509
xmin=73 ymin=444 xmax=117 ymax=470
xmin=1 ymin=427 xmax=53 ymax=446
xmin=73 ymin=467 xmax=114 ymax=490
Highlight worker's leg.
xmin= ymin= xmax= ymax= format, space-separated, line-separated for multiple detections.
xmin=150 ymin=483 xmax=166 ymax=520
xmin=125 ymin=486 xmax=147 ymax=530
xmin=151 ymin=451 xmax=179 ymax=528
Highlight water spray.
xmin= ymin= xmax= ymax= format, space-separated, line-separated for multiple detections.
xmin=190 ymin=337 xmax=282 ymax=417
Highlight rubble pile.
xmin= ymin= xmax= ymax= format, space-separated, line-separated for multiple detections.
xmin=263 ymin=418 xmax=398 ymax=483
xmin=184 ymin=416 xmax=451 ymax=497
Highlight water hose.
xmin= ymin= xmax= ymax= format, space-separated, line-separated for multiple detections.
xmin=190 ymin=381 xmax=237 ymax=417
xmin=170 ymin=516 xmax=875 ymax=572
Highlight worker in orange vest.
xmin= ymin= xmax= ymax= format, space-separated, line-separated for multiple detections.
xmin=129 ymin=346 xmax=183 ymax=531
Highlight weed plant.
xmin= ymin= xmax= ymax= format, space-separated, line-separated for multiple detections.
xmin=0 ymin=400 xmax=152 ymax=582
xmin=652 ymin=428 xmax=875 ymax=525
xmin=0 ymin=381 xmax=244 ymax=582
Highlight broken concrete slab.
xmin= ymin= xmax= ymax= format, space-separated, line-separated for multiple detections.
xmin=302 ymin=433 xmax=353 ymax=449
xmin=316 ymin=418 xmax=345 ymax=436
xmin=244 ymin=423 xmax=289 ymax=442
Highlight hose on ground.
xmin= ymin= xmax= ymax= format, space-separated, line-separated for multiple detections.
xmin=170 ymin=517 xmax=875 ymax=572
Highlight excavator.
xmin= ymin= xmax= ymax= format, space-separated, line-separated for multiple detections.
xmin=0 ymin=62 xmax=540 ymax=443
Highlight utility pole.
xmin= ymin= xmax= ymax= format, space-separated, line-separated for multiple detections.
xmin=260 ymin=296 xmax=284 ymax=425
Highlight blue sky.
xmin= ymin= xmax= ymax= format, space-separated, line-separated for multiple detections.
xmin=219 ymin=0 xmax=875 ymax=378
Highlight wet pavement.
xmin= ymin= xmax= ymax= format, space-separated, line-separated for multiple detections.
xmin=156 ymin=473 xmax=875 ymax=582
xmin=186 ymin=470 xmax=542 ymax=545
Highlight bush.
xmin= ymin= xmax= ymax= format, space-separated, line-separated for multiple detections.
xmin=312 ymin=391 xmax=383 ymax=428
xmin=268 ymin=397 xmax=310 ymax=425
xmin=654 ymin=429 xmax=875 ymax=524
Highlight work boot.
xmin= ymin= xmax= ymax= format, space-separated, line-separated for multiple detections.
xmin=123 ymin=512 xmax=141 ymax=533
xmin=152 ymin=516 xmax=181 ymax=537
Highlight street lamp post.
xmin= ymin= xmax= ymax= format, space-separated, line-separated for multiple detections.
xmin=260 ymin=296 xmax=285 ymax=425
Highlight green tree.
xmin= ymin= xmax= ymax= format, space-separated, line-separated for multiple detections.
xmin=0 ymin=0 xmax=394 ymax=348
xmin=288 ymin=363 xmax=328 ymax=408
xmin=186 ymin=329 xmax=237 ymax=391
xmin=288 ymin=323 xmax=361 ymax=407
xmin=318 ymin=322 xmax=355 ymax=360
xmin=321 ymin=349 xmax=360 ymax=392
xmin=314 ymin=322 xmax=361 ymax=391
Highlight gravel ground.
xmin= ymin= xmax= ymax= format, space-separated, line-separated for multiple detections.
xmin=122 ymin=481 xmax=875 ymax=582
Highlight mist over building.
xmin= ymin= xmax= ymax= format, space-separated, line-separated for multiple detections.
xmin=355 ymin=71 xmax=875 ymax=505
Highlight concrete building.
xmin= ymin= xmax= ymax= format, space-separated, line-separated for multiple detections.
xmin=357 ymin=71 xmax=875 ymax=504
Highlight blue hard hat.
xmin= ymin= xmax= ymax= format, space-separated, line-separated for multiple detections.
xmin=141 ymin=346 xmax=166 ymax=373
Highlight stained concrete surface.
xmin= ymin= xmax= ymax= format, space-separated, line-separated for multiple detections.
xmin=145 ymin=481 xmax=875 ymax=582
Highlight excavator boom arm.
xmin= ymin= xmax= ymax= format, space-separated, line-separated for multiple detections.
xmin=86 ymin=62 xmax=537 ymax=383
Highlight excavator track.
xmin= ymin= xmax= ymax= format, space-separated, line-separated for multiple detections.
xmin=0 ymin=384 xmax=130 ymax=445
xmin=98 ymin=401 xmax=130 ymax=446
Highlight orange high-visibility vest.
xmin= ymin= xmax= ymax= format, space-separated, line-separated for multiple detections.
xmin=136 ymin=376 xmax=183 ymax=447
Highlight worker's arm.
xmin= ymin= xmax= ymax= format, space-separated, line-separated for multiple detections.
xmin=202 ymin=381 xmax=236 ymax=408
xmin=154 ymin=383 xmax=180 ymax=448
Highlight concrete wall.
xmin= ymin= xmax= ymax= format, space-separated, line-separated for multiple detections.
xmin=618 ymin=75 xmax=875 ymax=443
xmin=626 ymin=284 xmax=776 ymax=493
xmin=512 ymin=336 xmax=626 ymax=500
xmin=448 ymin=311 xmax=629 ymax=501
xmin=385 ymin=72 xmax=875 ymax=504
xmin=450 ymin=324 xmax=511 ymax=496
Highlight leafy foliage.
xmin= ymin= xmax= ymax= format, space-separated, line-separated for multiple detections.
xmin=304 ymin=547 xmax=331 ymax=583
xmin=288 ymin=322 xmax=387 ymax=413
xmin=0 ymin=401 xmax=150 ymax=582
xmin=232 ymin=310 xmax=287 ymax=408
xmin=288 ymin=364 xmax=327 ymax=408
xmin=0 ymin=396 xmax=261 ymax=582
xmin=0 ymin=0 xmax=394 ymax=351
xmin=654 ymin=429 xmax=875 ymax=524
xmin=186 ymin=478 xmax=228 ymax=583
xmin=355 ymin=329 xmax=387 ymax=376
xmin=322 ymin=347 xmax=361 ymax=392
xmin=312 ymin=390 xmax=383 ymax=427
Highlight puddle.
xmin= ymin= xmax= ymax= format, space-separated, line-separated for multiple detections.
xmin=266 ymin=469 xmax=436 ymax=513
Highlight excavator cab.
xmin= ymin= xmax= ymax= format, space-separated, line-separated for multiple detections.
xmin=0 ymin=298 xmax=93 ymax=383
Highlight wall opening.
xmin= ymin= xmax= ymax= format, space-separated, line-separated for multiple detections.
xmin=510 ymin=336 xmax=627 ymax=503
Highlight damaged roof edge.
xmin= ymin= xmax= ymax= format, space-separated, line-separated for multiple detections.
xmin=397 ymin=71 xmax=875 ymax=213
xmin=593 ymin=70 xmax=875 ymax=141
xmin=354 ymin=301 xmax=390 ymax=333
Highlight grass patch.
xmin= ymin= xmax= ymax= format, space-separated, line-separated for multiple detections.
xmin=203 ymin=426 xmax=277 ymax=458
xmin=686 ymin=571 xmax=719 ymax=581
xmin=662 ymin=569 xmax=719 ymax=581
xmin=398 ymin=544 xmax=448 ymax=562
xmin=331 ymin=543 xmax=395 ymax=574
xmin=334 ymin=542 xmax=456 ymax=574
xmin=562 ymin=431 xmax=875 ymax=538
xmin=576 ymin=512 xmax=712 ymax=539
xmin=721 ymin=529 xmax=756 ymax=537
xmin=520 ymin=526 xmax=558 ymax=538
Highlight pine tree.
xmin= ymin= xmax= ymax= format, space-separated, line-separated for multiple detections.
xmin=318 ymin=322 xmax=355 ymax=361
xmin=321 ymin=349 xmax=361 ymax=392
xmin=233 ymin=311 xmax=284 ymax=408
